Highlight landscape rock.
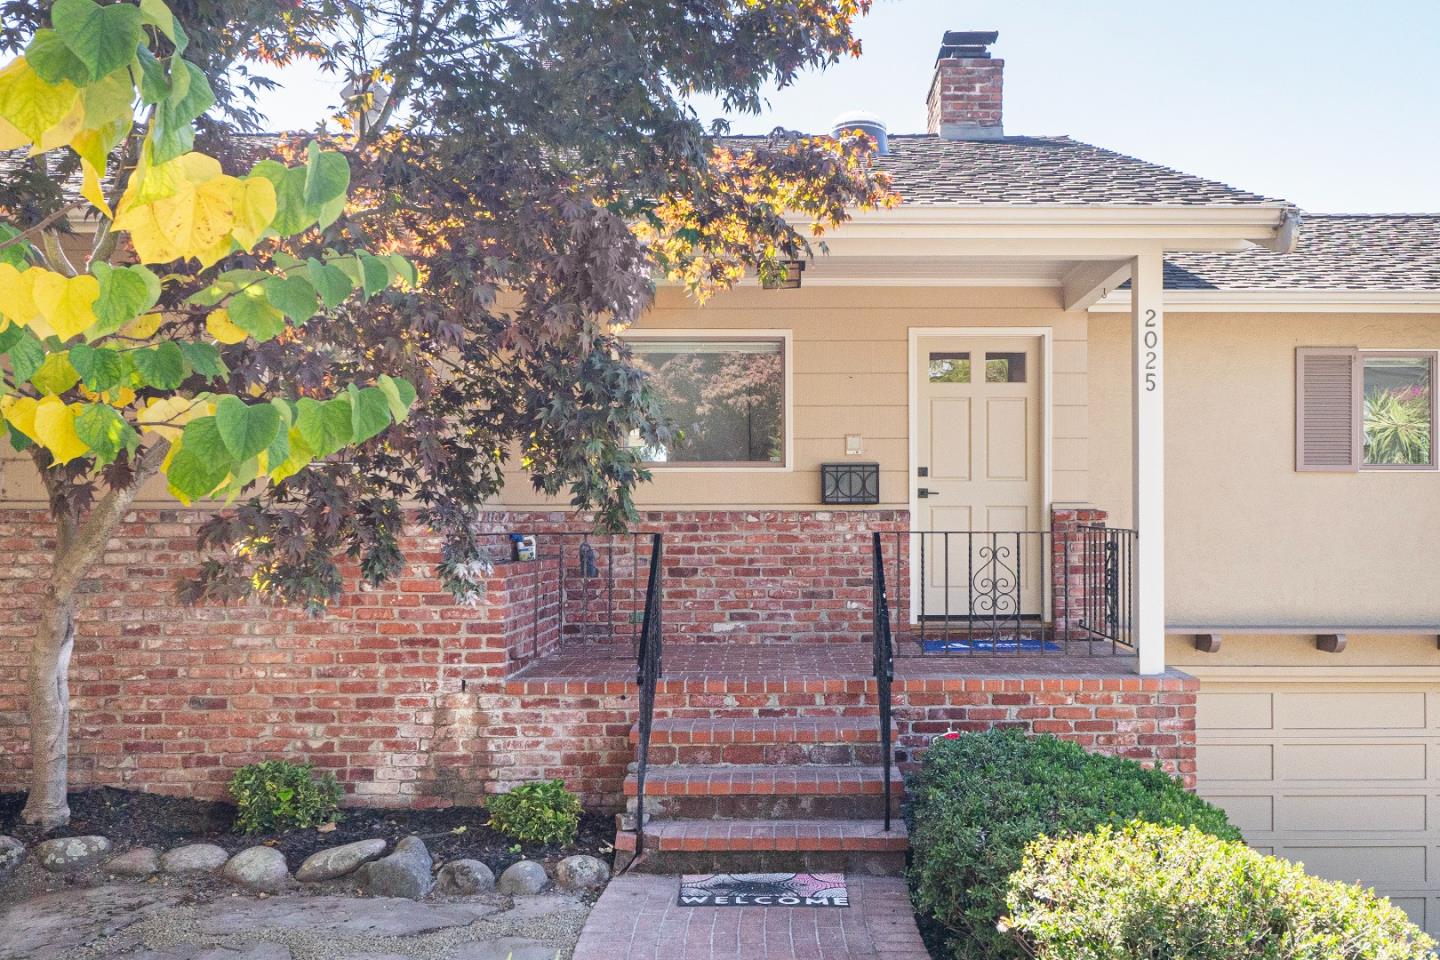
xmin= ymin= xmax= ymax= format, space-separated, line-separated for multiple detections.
xmin=0 ymin=836 xmax=25 ymax=885
xmin=294 ymin=838 xmax=387 ymax=882
xmin=436 ymin=858 xmax=495 ymax=895
xmin=195 ymin=894 xmax=496 ymax=938
xmin=0 ymin=884 xmax=182 ymax=960
xmin=448 ymin=939 xmax=559 ymax=960
xmin=356 ymin=835 xmax=432 ymax=899
xmin=222 ymin=846 xmax=291 ymax=893
xmin=105 ymin=846 xmax=160 ymax=877
xmin=34 ymin=835 xmax=111 ymax=873
xmin=115 ymin=943 xmax=292 ymax=960
xmin=501 ymin=893 xmax=585 ymax=922
xmin=554 ymin=854 xmax=609 ymax=892
xmin=160 ymin=843 xmax=231 ymax=875
xmin=496 ymin=859 xmax=549 ymax=895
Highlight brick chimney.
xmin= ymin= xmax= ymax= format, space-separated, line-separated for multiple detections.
xmin=926 ymin=31 xmax=1003 ymax=140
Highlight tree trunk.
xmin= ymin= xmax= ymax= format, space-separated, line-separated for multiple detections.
xmin=22 ymin=586 xmax=76 ymax=829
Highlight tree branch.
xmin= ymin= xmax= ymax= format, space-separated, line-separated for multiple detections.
xmin=50 ymin=440 xmax=171 ymax=597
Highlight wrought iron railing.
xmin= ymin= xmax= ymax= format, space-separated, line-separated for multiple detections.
xmin=870 ymin=533 xmax=895 ymax=831
xmin=632 ymin=532 xmax=664 ymax=856
xmin=871 ymin=529 xmax=1137 ymax=657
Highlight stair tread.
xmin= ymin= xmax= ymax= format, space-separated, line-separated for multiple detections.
xmin=624 ymin=764 xmax=903 ymax=796
xmin=632 ymin=716 xmax=887 ymax=745
xmin=615 ymin=818 xmax=907 ymax=852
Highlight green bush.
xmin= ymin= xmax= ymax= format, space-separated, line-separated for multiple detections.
xmin=909 ymin=729 xmax=1239 ymax=960
xmin=1004 ymin=821 xmax=1436 ymax=960
xmin=486 ymin=779 xmax=581 ymax=846
xmin=228 ymin=759 xmax=342 ymax=834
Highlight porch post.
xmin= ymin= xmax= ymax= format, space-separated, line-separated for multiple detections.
xmin=1131 ymin=248 xmax=1165 ymax=675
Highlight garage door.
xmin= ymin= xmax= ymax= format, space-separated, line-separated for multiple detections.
xmin=1197 ymin=678 xmax=1440 ymax=935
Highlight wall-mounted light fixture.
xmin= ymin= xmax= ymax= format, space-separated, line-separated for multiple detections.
xmin=761 ymin=260 xmax=805 ymax=290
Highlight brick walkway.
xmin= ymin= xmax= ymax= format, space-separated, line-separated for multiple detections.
xmin=571 ymin=874 xmax=931 ymax=960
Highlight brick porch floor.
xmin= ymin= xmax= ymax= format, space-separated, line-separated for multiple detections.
xmin=571 ymin=874 xmax=930 ymax=960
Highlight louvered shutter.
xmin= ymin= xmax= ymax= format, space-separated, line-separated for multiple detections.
xmin=1296 ymin=347 xmax=1361 ymax=471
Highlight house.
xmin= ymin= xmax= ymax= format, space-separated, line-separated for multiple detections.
xmin=2 ymin=27 xmax=1439 ymax=932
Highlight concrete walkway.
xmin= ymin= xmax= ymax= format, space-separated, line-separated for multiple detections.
xmin=571 ymin=875 xmax=930 ymax=960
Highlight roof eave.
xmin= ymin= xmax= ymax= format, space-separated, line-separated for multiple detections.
xmin=1091 ymin=289 xmax=1440 ymax=314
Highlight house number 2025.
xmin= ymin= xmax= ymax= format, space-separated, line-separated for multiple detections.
xmin=1143 ymin=308 xmax=1159 ymax=391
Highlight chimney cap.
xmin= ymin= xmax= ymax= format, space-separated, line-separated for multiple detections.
xmin=937 ymin=30 xmax=999 ymax=61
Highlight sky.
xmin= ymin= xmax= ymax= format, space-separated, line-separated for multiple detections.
xmin=253 ymin=0 xmax=1440 ymax=213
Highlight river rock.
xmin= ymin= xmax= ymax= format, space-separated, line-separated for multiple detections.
xmin=105 ymin=847 xmax=160 ymax=877
xmin=160 ymin=843 xmax=230 ymax=875
xmin=0 ymin=836 xmax=24 ymax=886
xmin=222 ymin=846 xmax=291 ymax=893
xmin=497 ymin=859 xmax=549 ymax=895
xmin=436 ymin=858 xmax=495 ymax=895
xmin=295 ymin=838 xmax=387 ymax=882
xmin=356 ymin=836 xmax=432 ymax=899
xmin=554 ymin=854 xmax=609 ymax=892
xmin=35 ymin=835 xmax=111 ymax=873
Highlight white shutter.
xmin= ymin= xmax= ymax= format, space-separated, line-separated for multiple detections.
xmin=1296 ymin=347 xmax=1360 ymax=472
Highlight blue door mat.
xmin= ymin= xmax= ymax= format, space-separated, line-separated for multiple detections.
xmin=920 ymin=636 xmax=1061 ymax=653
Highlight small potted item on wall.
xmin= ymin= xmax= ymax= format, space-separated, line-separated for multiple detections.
xmin=510 ymin=533 xmax=537 ymax=561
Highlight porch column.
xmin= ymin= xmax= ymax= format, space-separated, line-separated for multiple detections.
xmin=1132 ymin=248 xmax=1165 ymax=675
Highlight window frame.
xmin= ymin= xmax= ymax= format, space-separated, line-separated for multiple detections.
xmin=624 ymin=329 xmax=794 ymax=472
xmin=1358 ymin=348 xmax=1438 ymax=472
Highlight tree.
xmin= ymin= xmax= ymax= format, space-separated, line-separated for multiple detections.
xmin=0 ymin=0 xmax=416 ymax=827
xmin=1 ymin=0 xmax=894 ymax=827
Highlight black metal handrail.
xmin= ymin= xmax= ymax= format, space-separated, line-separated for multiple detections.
xmin=871 ymin=533 xmax=895 ymax=831
xmin=633 ymin=532 xmax=664 ymax=856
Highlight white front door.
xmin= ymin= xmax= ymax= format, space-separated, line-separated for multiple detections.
xmin=914 ymin=335 xmax=1044 ymax=618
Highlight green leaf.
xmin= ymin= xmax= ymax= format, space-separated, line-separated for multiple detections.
xmin=376 ymin=374 xmax=416 ymax=422
xmin=134 ymin=45 xmax=168 ymax=105
xmin=348 ymin=384 xmax=391 ymax=443
xmin=303 ymin=146 xmax=350 ymax=225
xmin=250 ymin=160 xmax=312 ymax=236
xmin=188 ymin=269 xmax=267 ymax=308
xmin=150 ymin=60 xmax=212 ymax=164
xmin=295 ymin=396 xmax=352 ymax=458
xmin=132 ymin=341 xmax=185 ymax=389
xmin=51 ymin=0 xmax=143 ymax=81
xmin=168 ymin=417 xmax=232 ymax=500
xmin=74 ymin=403 xmax=137 ymax=464
xmin=90 ymin=263 xmax=161 ymax=337
xmin=305 ymin=259 xmax=353 ymax=309
xmin=261 ymin=275 xmax=318 ymax=323
xmin=4 ymin=329 xmax=45 ymax=384
xmin=178 ymin=341 xmax=227 ymax=381
xmin=357 ymin=253 xmax=390 ymax=299
xmin=0 ymin=223 xmax=35 ymax=270
xmin=139 ymin=0 xmax=186 ymax=54
xmin=0 ymin=323 xmax=24 ymax=354
xmin=332 ymin=254 xmax=365 ymax=293
xmin=31 ymin=351 xmax=80 ymax=395
xmin=228 ymin=289 xmax=286 ymax=342
xmin=215 ymin=395 xmax=280 ymax=461
xmin=69 ymin=343 xmax=129 ymax=391
xmin=385 ymin=253 xmax=418 ymax=289
xmin=25 ymin=29 xmax=91 ymax=86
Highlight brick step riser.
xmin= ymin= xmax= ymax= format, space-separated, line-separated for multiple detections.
xmin=627 ymin=849 xmax=906 ymax=876
xmin=654 ymin=700 xmax=879 ymax=716
xmin=645 ymin=743 xmax=884 ymax=766
xmin=629 ymin=793 xmax=896 ymax=821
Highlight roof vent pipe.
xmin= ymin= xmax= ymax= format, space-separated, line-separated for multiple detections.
xmin=830 ymin=111 xmax=888 ymax=155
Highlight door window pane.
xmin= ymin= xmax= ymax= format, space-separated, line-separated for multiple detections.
xmin=985 ymin=352 xmax=1027 ymax=383
xmin=1362 ymin=355 xmax=1433 ymax=466
xmin=929 ymin=352 xmax=971 ymax=383
xmin=631 ymin=339 xmax=785 ymax=464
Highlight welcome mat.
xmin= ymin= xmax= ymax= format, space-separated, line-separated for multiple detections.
xmin=678 ymin=873 xmax=850 ymax=908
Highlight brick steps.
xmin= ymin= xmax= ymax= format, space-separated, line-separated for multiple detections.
xmin=616 ymin=817 xmax=908 ymax=873
xmin=633 ymin=716 xmax=884 ymax=746
xmin=624 ymin=764 xmax=902 ymax=797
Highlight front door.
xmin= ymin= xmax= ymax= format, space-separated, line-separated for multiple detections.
xmin=914 ymin=335 xmax=1043 ymax=619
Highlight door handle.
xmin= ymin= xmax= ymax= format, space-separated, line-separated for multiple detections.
xmin=917 ymin=488 xmax=939 ymax=498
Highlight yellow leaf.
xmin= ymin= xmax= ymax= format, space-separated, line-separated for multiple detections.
xmin=0 ymin=264 xmax=40 ymax=328
xmin=230 ymin=176 xmax=277 ymax=250
xmin=138 ymin=394 xmax=209 ymax=441
xmin=0 ymin=113 xmax=24 ymax=151
xmin=119 ymin=311 xmax=163 ymax=339
xmin=31 ymin=269 xmax=100 ymax=341
xmin=32 ymin=396 xmax=87 ymax=464
xmin=0 ymin=59 xmax=79 ymax=146
xmin=205 ymin=308 xmax=247 ymax=344
xmin=31 ymin=95 xmax=84 ymax=156
xmin=0 ymin=395 xmax=41 ymax=444
xmin=79 ymin=385 xmax=136 ymax=407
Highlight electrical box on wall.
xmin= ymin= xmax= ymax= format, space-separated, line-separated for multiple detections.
xmin=820 ymin=462 xmax=880 ymax=505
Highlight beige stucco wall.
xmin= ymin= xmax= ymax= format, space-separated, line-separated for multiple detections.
xmin=1090 ymin=310 xmax=1440 ymax=626
xmin=498 ymin=283 xmax=1090 ymax=510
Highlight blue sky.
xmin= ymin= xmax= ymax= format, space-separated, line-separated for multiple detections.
xmin=255 ymin=0 xmax=1440 ymax=213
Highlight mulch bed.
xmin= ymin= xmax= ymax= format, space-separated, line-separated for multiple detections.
xmin=0 ymin=786 xmax=614 ymax=873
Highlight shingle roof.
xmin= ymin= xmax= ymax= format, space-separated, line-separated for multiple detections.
xmin=1162 ymin=215 xmax=1440 ymax=292
xmin=870 ymin=134 xmax=1284 ymax=206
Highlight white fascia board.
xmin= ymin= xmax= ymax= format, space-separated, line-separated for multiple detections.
xmin=1090 ymin=289 xmax=1440 ymax=314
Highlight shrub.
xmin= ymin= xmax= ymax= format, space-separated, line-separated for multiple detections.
xmin=908 ymin=729 xmax=1239 ymax=960
xmin=1004 ymin=821 xmax=1436 ymax=960
xmin=229 ymin=760 xmax=342 ymax=834
xmin=486 ymin=779 xmax=581 ymax=846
